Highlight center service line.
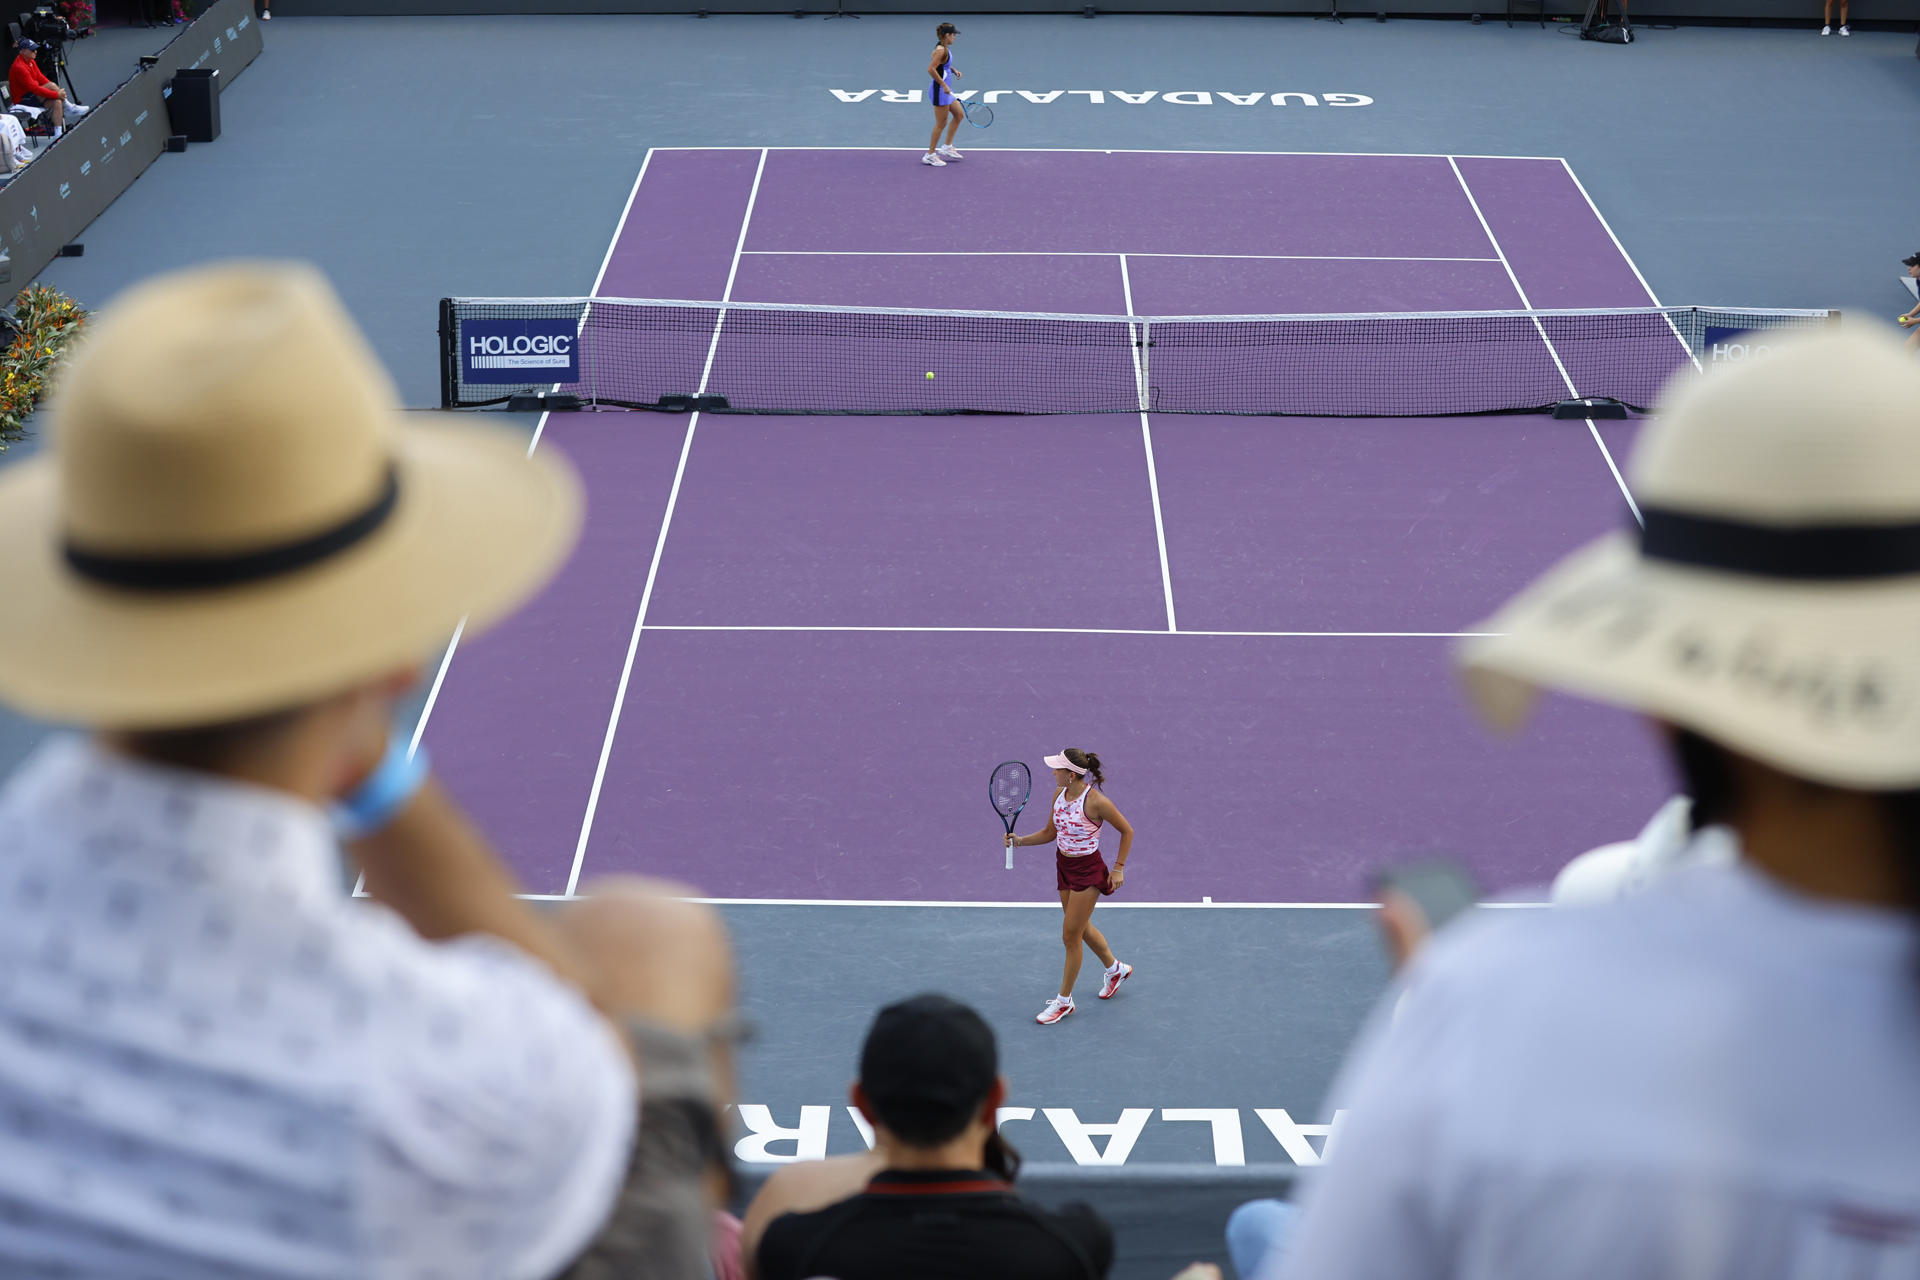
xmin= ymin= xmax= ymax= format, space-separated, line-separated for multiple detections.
xmin=1118 ymin=253 xmax=1178 ymax=632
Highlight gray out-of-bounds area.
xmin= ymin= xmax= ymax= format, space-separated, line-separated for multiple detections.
xmin=0 ymin=17 xmax=1912 ymax=1274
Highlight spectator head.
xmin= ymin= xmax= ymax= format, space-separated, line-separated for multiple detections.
xmin=0 ymin=262 xmax=580 ymax=760
xmin=854 ymin=994 xmax=1016 ymax=1178
xmin=14 ymin=38 xmax=37 ymax=52
xmin=1458 ymin=329 xmax=1920 ymax=951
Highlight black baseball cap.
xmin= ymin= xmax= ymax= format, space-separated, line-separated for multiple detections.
xmin=859 ymin=994 xmax=997 ymax=1136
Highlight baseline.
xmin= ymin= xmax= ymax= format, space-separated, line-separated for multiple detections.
xmin=520 ymin=894 xmax=1546 ymax=908
xmin=641 ymin=625 xmax=1496 ymax=637
xmin=648 ymin=146 xmax=1568 ymax=160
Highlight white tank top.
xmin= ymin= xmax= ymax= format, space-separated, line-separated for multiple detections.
xmin=1053 ymin=785 xmax=1102 ymax=858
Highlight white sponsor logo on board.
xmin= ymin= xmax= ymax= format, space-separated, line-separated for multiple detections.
xmin=733 ymin=1103 xmax=1347 ymax=1167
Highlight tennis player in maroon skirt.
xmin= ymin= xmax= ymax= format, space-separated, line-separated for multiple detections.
xmin=1005 ymin=748 xmax=1134 ymax=1025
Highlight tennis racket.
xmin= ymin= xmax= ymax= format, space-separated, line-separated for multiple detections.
xmin=991 ymin=760 xmax=1031 ymax=870
xmin=964 ymin=99 xmax=993 ymax=128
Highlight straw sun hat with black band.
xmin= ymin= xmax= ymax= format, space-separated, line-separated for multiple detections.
xmin=1460 ymin=327 xmax=1920 ymax=792
xmin=0 ymin=262 xmax=581 ymax=729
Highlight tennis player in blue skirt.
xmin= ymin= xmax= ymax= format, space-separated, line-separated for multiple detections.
xmin=923 ymin=23 xmax=965 ymax=168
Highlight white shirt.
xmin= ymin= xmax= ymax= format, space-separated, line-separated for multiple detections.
xmin=0 ymin=737 xmax=637 ymax=1279
xmin=1277 ymin=842 xmax=1920 ymax=1280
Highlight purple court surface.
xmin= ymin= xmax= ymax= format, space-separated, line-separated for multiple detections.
xmin=420 ymin=148 xmax=1673 ymax=904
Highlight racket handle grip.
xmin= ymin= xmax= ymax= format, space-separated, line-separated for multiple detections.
xmin=1005 ymin=843 xmax=1013 ymax=871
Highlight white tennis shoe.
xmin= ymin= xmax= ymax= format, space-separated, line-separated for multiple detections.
xmin=938 ymin=144 xmax=964 ymax=161
xmin=1098 ymin=962 xmax=1132 ymax=1000
xmin=921 ymin=152 xmax=947 ymax=167
xmin=1839 ymin=23 xmax=1850 ymax=32
xmin=1820 ymin=23 xmax=1831 ymax=32
xmin=1036 ymin=995 xmax=1074 ymax=1025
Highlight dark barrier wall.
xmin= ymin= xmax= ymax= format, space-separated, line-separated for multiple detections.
xmin=294 ymin=0 xmax=1918 ymax=20
xmin=0 ymin=0 xmax=263 ymax=289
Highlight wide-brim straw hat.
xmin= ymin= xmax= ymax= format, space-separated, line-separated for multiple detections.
xmin=1460 ymin=327 xmax=1920 ymax=792
xmin=0 ymin=261 xmax=580 ymax=728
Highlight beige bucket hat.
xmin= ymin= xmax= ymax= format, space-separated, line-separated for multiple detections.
xmin=1460 ymin=327 xmax=1920 ymax=792
xmin=0 ymin=261 xmax=581 ymax=728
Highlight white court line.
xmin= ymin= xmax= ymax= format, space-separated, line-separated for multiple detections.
xmin=642 ymin=625 xmax=1498 ymax=638
xmin=515 ymin=893 xmax=1549 ymax=908
xmin=565 ymin=147 xmax=770 ymax=899
xmin=652 ymin=146 xmax=1568 ymax=161
xmin=1446 ymin=157 xmax=1641 ymax=528
xmin=1557 ymin=157 xmax=1697 ymax=376
xmin=741 ymin=251 xmax=1504 ymax=263
xmin=350 ymin=621 xmax=468 ymax=899
xmin=1557 ymin=159 xmax=1665 ymax=308
xmin=409 ymin=149 xmax=660 ymax=782
xmin=1118 ymin=253 xmax=1177 ymax=632
xmin=364 ymin=155 xmax=664 ymax=902
xmin=527 ymin=151 xmax=658 ymax=457
xmin=408 ymin=618 xmax=467 ymax=759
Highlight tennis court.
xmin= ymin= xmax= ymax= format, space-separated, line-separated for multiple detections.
xmin=420 ymin=146 xmax=1676 ymax=906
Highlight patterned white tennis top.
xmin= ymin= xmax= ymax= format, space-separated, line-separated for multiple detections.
xmin=1052 ymin=785 xmax=1103 ymax=858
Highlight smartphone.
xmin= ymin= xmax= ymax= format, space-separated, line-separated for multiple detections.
xmin=1370 ymin=860 xmax=1481 ymax=934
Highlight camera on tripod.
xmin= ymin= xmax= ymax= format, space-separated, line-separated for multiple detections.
xmin=20 ymin=8 xmax=75 ymax=46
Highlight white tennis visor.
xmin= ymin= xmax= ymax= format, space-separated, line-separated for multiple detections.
xmin=1043 ymin=752 xmax=1087 ymax=774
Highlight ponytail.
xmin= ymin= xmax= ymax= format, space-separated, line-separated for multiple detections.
xmin=1063 ymin=748 xmax=1105 ymax=789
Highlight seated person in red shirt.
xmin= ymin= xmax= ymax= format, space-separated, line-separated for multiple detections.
xmin=8 ymin=39 xmax=86 ymax=137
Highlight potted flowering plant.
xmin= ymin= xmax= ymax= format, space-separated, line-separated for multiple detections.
xmin=0 ymin=284 xmax=87 ymax=451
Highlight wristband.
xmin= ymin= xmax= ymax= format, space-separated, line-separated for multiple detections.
xmin=332 ymin=738 xmax=431 ymax=840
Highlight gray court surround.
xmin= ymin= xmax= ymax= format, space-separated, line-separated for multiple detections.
xmin=1 ymin=15 xmax=1914 ymax=1277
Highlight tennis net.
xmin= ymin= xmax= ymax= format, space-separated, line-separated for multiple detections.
xmin=439 ymin=297 xmax=1835 ymax=418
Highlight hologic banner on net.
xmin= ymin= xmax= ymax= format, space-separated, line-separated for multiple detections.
xmin=459 ymin=316 xmax=581 ymax=383
xmin=438 ymin=297 xmax=1836 ymax=417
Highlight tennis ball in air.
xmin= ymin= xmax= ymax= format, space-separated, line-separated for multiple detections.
xmin=926 ymin=371 xmax=935 ymax=380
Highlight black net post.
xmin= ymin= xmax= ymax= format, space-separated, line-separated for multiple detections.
xmin=438 ymin=297 xmax=457 ymax=410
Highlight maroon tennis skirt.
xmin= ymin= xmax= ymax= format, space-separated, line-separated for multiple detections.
xmin=1057 ymin=850 xmax=1111 ymax=894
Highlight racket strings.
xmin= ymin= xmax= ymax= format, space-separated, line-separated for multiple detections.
xmin=990 ymin=760 xmax=1031 ymax=819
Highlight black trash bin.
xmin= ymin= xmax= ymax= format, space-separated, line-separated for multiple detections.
xmin=167 ymin=68 xmax=220 ymax=143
